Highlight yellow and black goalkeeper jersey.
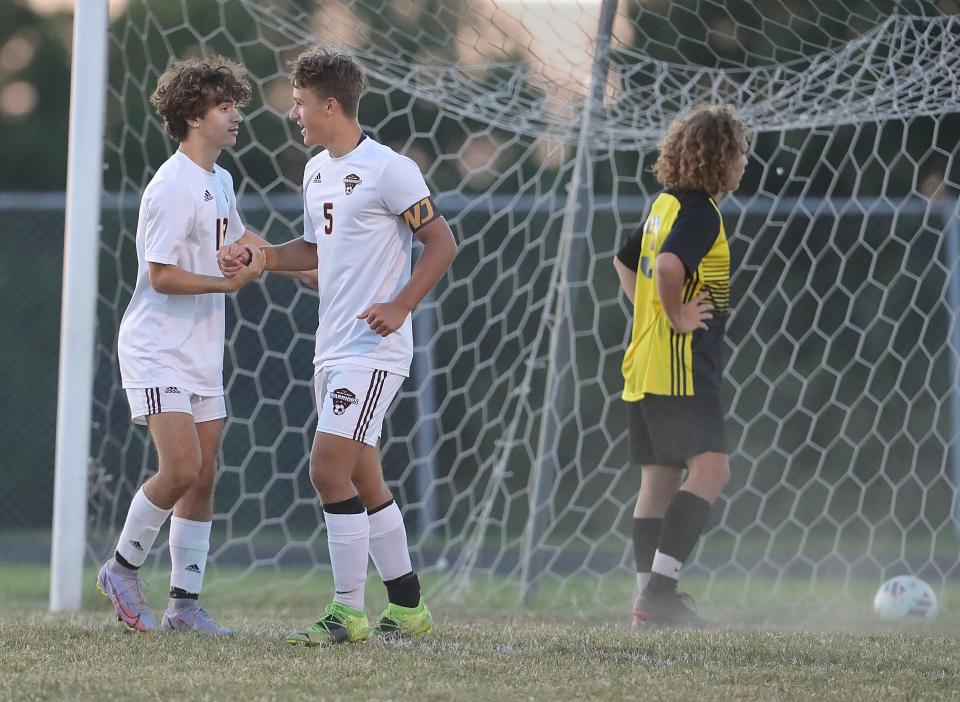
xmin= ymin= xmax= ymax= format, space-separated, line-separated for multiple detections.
xmin=616 ymin=188 xmax=730 ymax=401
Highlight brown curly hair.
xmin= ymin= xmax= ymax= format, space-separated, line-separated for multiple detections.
xmin=652 ymin=105 xmax=749 ymax=196
xmin=150 ymin=56 xmax=252 ymax=142
xmin=290 ymin=46 xmax=366 ymax=118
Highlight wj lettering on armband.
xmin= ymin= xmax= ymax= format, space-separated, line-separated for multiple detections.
xmin=402 ymin=197 xmax=437 ymax=232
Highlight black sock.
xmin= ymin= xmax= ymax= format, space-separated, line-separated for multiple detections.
xmin=632 ymin=517 xmax=662 ymax=574
xmin=323 ymin=495 xmax=365 ymax=515
xmin=384 ymin=571 xmax=421 ymax=608
xmin=647 ymin=490 xmax=712 ymax=593
xmin=367 ymin=499 xmax=395 ymax=516
xmin=114 ymin=551 xmax=139 ymax=571
xmin=169 ymin=586 xmax=199 ymax=600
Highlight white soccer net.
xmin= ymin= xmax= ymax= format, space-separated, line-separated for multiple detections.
xmin=90 ymin=0 xmax=960 ymax=616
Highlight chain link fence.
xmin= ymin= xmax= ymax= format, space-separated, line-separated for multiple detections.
xmin=1 ymin=195 xmax=65 ymax=542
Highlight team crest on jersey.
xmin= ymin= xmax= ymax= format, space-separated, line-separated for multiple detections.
xmin=203 ymin=190 xmax=214 ymax=202
xmin=343 ymin=173 xmax=361 ymax=195
xmin=330 ymin=388 xmax=359 ymax=415
xmin=312 ymin=172 xmax=322 ymax=184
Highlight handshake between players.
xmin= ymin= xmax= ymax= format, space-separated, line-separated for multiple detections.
xmin=218 ymin=242 xmax=265 ymax=282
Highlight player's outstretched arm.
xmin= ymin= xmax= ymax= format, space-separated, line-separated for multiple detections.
xmin=222 ymin=231 xmax=319 ymax=288
xmin=149 ymin=247 xmax=265 ymax=294
xmin=358 ymin=217 xmax=458 ymax=337
xmin=219 ymin=236 xmax=317 ymax=277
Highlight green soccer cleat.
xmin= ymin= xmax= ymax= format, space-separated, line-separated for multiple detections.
xmin=371 ymin=598 xmax=433 ymax=639
xmin=286 ymin=602 xmax=370 ymax=646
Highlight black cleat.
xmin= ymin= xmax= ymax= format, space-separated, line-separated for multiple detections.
xmin=633 ymin=589 xmax=712 ymax=629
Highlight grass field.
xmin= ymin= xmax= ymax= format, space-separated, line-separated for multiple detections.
xmin=3 ymin=564 xmax=960 ymax=701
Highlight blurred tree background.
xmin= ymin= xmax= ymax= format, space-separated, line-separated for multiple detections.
xmin=0 ymin=0 xmax=71 ymax=190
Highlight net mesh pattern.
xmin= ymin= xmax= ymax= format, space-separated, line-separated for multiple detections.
xmin=90 ymin=0 xmax=960 ymax=612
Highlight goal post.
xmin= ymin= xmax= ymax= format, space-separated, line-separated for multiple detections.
xmin=50 ymin=0 xmax=109 ymax=612
xmin=943 ymin=198 xmax=960 ymax=533
xmin=519 ymin=0 xmax=619 ymax=600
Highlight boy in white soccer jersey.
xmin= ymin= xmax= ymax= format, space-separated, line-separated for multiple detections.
xmin=96 ymin=56 xmax=266 ymax=634
xmin=221 ymin=47 xmax=458 ymax=645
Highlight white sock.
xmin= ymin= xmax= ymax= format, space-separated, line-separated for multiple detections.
xmin=115 ymin=487 xmax=172 ymax=567
xmin=651 ymin=550 xmax=683 ymax=581
xmin=325 ymin=510 xmax=369 ymax=611
xmin=637 ymin=572 xmax=651 ymax=592
xmin=368 ymin=501 xmax=413 ymax=582
xmin=169 ymin=516 xmax=212 ymax=595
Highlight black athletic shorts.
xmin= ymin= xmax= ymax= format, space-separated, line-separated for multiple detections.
xmin=626 ymin=393 xmax=726 ymax=468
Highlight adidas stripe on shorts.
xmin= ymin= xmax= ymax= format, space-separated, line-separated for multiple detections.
xmin=314 ymin=365 xmax=404 ymax=446
xmin=125 ymin=387 xmax=226 ymax=425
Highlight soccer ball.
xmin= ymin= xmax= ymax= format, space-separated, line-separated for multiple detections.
xmin=873 ymin=575 xmax=938 ymax=619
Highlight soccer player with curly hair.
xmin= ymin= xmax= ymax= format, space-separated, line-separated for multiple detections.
xmin=613 ymin=104 xmax=749 ymax=627
xmin=96 ymin=56 xmax=265 ymax=635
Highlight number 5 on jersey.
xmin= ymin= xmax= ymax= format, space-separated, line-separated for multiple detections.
xmin=323 ymin=202 xmax=333 ymax=235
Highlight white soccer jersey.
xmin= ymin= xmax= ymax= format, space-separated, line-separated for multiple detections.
xmin=303 ymin=135 xmax=435 ymax=376
xmin=118 ymin=150 xmax=243 ymax=395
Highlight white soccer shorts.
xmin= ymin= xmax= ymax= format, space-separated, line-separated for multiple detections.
xmin=125 ymin=387 xmax=227 ymax=426
xmin=314 ymin=365 xmax=404 ymax=446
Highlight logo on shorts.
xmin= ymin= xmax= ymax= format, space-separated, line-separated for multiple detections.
xmin=343 ymin=173 xmax=361 ymax=195
xmin=164 ymin=387 xmax=180 ymax=394
xmin=185 ymin=564 xmax=202 ymax=574
xmin=129 ymin=540 xmax=143 ymax=552
xmin=330 ymin=388 xmax=359 ymax=415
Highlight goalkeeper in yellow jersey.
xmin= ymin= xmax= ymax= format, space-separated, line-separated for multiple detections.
xmin=613 ymin=105 xmax=749 ymax=627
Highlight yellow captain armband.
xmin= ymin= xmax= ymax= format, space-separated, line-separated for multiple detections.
xmin=401 ymin=197 xmax=439 ymax=232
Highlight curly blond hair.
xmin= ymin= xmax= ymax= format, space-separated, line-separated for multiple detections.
xmin=652 ymin=105 xmax=749 ymax=196
xmin=151 ymin=56 xmax=251 ymax=141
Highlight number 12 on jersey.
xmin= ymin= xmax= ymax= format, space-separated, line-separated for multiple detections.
xmin=215 ymin=217 xmax=228 ymax=250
